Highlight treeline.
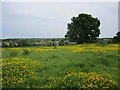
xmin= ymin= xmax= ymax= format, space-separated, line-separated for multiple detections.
xmin=1 ymin=38 xmax=69 ymax=47
xmin=1 ymin=32 xmax=120 ymax=47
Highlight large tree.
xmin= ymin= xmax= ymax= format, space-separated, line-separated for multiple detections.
xmin=65 ymin=13 xmax=100 ymax=44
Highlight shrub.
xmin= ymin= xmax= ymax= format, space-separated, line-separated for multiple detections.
xmin=9 ymin=50 xmax=18 ymax=56
xmin=113 ymin=32 xmax=120 ymax=43
xmin=22 ymin=49 xmax=31 ymax=55
xmin=54 ymin=46 xmax=57 ymax=49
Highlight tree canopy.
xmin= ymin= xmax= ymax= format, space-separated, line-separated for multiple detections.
xmin=65 ymin=13 xmax=100 ymax=44
xmin=113 ymin=31 xmax=120 ymax=43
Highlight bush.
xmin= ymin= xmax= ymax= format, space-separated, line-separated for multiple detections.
xmin=54 ymin=46 xmax=57 ymax=49
xmin=9 ymin=50 xmax=18 ymax=56
xmin=22 ymin=49 xmax=31 ymax=55
xmin=113 ymin=32 xmax=120 ymax=43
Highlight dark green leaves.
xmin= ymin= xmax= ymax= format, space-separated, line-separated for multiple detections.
xmin=65 ymin=13 xmax=100 ymax=44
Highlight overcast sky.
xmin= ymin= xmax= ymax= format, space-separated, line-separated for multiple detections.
xmin=2 ymin=2 xmax=118 ymax=39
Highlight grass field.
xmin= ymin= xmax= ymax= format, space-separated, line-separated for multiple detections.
xmin=1 ymin=44 xmax=120 ymax=88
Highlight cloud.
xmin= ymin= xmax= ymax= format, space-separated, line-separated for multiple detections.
xmin=2 ymin=2 xmax=118 ymax=38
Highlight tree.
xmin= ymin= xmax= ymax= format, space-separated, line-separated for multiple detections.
xmin=17 ymin=39 xmax=29 ymax=46
xmin=65 ymin=13 xmax=100 ymax=44
xmin=113 ymin=31 xmax=120 ymax=43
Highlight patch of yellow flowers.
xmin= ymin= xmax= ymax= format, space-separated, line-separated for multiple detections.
xmin=2 ymin=58 xmax=44 ymax=88
xmin=2 ymin=48 xmax=57 ymax=52
xmin=58 ymin=44 xmax=120 ymax=52
xmin=2 ymin=44 xmax=119 ymax=53
xmin=47 ymin=72 xmax=119 ymax=88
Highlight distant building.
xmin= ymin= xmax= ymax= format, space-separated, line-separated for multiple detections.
xmin=102 ymin=39 xmax=112 ymax=44
xmin=68 ymin=42 xmax=77 ymax=45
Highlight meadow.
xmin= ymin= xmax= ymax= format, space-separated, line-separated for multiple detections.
xmin=1 ymin=44 xmax=120 ymax=88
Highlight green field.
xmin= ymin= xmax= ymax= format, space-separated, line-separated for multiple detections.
xmin=2 ymin=44 xmax=119 ymax=88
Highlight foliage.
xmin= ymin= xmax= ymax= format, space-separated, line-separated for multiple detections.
xmin=22 ymin=49 xmax=31 ymax=55
xmin=65 ymin=13 xmax=100 ymax=44
xmin=2 ymin=38 xmax=67 ymax=47
xmin=17 ymin=40 xmax=30 ymax=46
xmin=54 ymin=46 xmax=57 ymax=49
xmin=113 ymin=32 xmax=120 ymax=43
xmin=2 ymin=42 xmax=10 ymax=47
xmin=9 ymin=50 xmax=18 ymax=56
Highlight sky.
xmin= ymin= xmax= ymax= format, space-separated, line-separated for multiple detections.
xmin=1 ymin=2 xmax=118 ymax=39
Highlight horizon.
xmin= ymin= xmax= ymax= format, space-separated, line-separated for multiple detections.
xmin=1 ymin=37 xmax=113 ymax=40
